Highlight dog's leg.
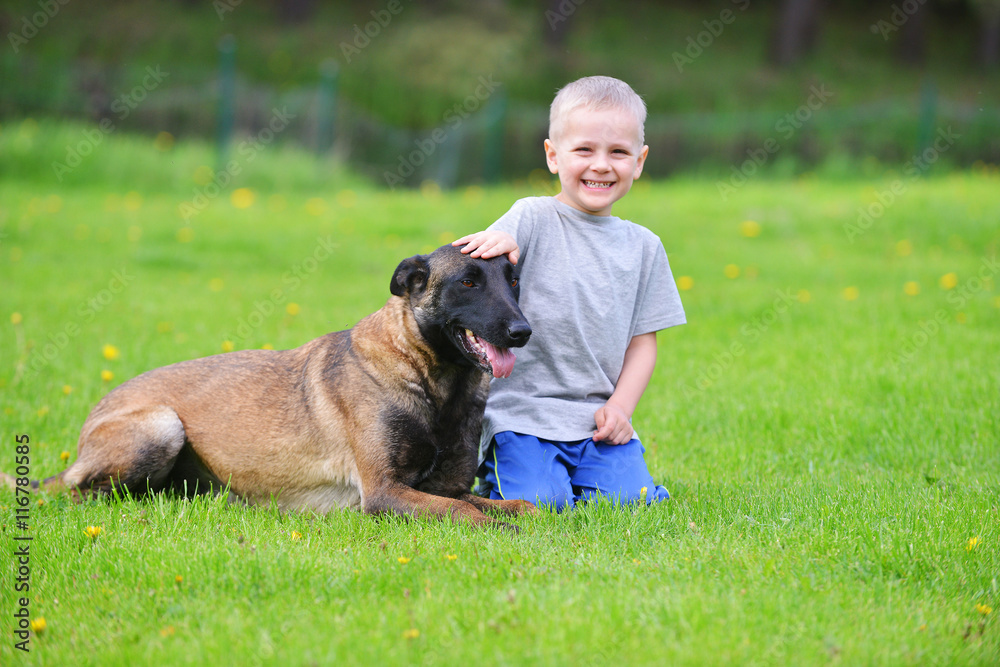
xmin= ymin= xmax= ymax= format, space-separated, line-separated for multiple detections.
xmin=363 ymin=484 xmax=520 ymax=530
xmin=458 ymin=494 xmax=538 ymax=517
xmin=61 ymin=405 xmax=187 ymax=496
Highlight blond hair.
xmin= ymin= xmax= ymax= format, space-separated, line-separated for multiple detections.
xmin=549 ymin=76 xmax=647 ymax=145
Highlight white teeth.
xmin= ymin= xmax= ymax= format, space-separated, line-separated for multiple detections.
xmin=584 ymin=180 xmax=613 ymax=189
xmin=465 ymin=329 xmax=486 ymax=355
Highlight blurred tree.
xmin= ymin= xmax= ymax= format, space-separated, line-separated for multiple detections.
xmin=272 ymin=0 xmax=317 ymax=24
xmin=972 ymin=0 xmax=1000 ymax=66
xmin=768 ymin=0 xmax=825 ymax=66
xmin=896 ymin=0 xmax=928 ymax=66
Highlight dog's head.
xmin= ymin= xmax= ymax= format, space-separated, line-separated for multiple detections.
xmin=390 ymin=245 xmax=531 ymax=378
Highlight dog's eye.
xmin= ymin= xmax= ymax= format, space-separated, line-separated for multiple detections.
xmin=510 ymin=279 xmax=518 ymax=288
xmin=461 ymin=280 xmax=475 ymax=288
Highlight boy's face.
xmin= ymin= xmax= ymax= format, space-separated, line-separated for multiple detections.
xmin=544 ymin=106 xmax=648 ymax=217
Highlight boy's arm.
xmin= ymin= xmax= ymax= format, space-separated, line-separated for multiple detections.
xmin=593 ymin=332 xmax=657 ymax=445
xmin=452 ymin=230 xmax=520 ymax=265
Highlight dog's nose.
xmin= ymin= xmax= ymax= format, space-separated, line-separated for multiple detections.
xmin=507 ymin=321 xmax=532 ymax=344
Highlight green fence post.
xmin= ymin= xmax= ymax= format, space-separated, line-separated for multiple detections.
xmin=482 ymin=88 xmax=507 ymax=183
xmin=916 ymin=77 xmax=937 ymax=163
xmin=216 ymin=34 xmax=236 ymax=172
xmin=316 ymin=59 xmax=339 ymax=156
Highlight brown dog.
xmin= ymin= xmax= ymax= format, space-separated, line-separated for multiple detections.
xmin=22 ymin=245 xmax=536 ymax=528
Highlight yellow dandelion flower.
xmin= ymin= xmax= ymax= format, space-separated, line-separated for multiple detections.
xmin=221 ymin=341 xmax=234 ymax=353
xmin=446 ymin=554 xmax=457 ymax=561
xmin=842 ymin=286 xmax=859 ymax=301
xmin=976 ymin=603 xmax=993 ymax=615
xmin=36 ymin=406 xmax=49 ymax=418
xmin=797 ymin=289 xmax=811 ymax=303
xmin=176 ymin=227 xmax=194 ymax=243
xmin=291 ymin=531 xmax=303 ymax=540
xmin=62 ymin=384 xmax=73 ymax=395
xmin=397 ymin=556 xmax=411 ymax=564
xmin=402 ymin=628 xmax=420 ymax=639
xmin=159 ymin=625 xmax=176 ymax=637
xmin=677 ymin=276 xmax=694 ymax=291
xmin=154 ymin=131 xmax=174 ymax=151
xmin=939 ymin=273 xmax=958 ymax=290
xmin=123 ymin=191 xmax=143 ymax=211
xmin=60 ymin=451 xmax=70 ymax=462
xmin=740 ymin=220 xmax=761 ymax=238
xmin=305 ymin=197 xmax=327 ymax=216
xmin=156 ymin=321 xmax=173 ymax=334
xmin=84 ymin=525 xmax=103 ymax=539
xmin=37 ymin=498 xmax=45 ymax=506
xmin=10 ymin=312 xmax=22 ymax=325
xmin=30 ymin=617 xmax=46 ymax=634
xmin=261 ymin=343 xmax=274 ymax=350
xmin=193 ymin=165 xmax=214 ymax=186
xmin=231 ymin=187 xmax=255 ymax=209
xmin=208 ymin=278 xmax=225 ymax=292
xmin=336 ymin=189 xmax=358 ymax=208
xmin=421 ymin=180 xmax=442 ymax=199
xmin=286 ymin=302 xmax=300 ymax=316
xmin=966 ymin=536 xmax=981 ymax=552
xmin=463 ymin=185 xmax=484 ymax=206
xmin=101 ymin=369 xmax=114 ymax=382
xmin=896 ymin=239 xmax=913 ymax=257
xmin=102 ymin=344 xmax=120 ymax=361
xmin=175 ymin=575 xmax=183 ymax=584
xmin=724 ymin=264 xmax=740 ymax=279
xmin=904 ymin=281 xmax=920 ymax=296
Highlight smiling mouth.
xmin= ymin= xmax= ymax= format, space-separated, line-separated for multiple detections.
xmin=455 ymin=328 xmax=516 ymax=378
xmin=583 ymin=180 xmax=614 ymax=189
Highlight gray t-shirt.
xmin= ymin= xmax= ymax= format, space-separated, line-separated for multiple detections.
xmin=482 ymin=196 xmax=686 ymax=449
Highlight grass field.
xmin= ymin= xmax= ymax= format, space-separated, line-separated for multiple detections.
xmin=1 ymin=125 xmax=999 ymax=665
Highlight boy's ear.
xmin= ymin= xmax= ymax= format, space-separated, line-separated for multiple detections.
xmin=544 ymin=138 xmax=559 ymax=174
xmin=633 ymin=144 xmax=649 ymax=180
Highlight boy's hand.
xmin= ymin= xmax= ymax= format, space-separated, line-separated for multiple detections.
xmin=452 ymin=231 xmax=520 ymax=265
xmin=593 ymin=401 xmax=634 ymax=445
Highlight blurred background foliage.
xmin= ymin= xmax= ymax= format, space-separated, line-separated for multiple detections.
xmin=1 ymin=0 xmax=998 ymax=187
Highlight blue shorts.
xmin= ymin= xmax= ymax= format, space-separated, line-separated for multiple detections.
xmin=477 ymin=431 xmax=670 ymax=512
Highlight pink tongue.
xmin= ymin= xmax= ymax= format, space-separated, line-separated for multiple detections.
xmin=481 ymin=340 xmax=516 ymax=378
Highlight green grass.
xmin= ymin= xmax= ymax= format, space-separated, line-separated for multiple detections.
xmin=1 ymin=126 xmax=999 ymax=665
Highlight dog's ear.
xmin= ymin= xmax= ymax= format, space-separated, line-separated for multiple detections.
xmin=390 ymin=255 xmax=430 ymax=297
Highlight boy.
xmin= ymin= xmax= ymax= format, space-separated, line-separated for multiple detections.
xmin=453 ymin=76 xmax=685 ymax=510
